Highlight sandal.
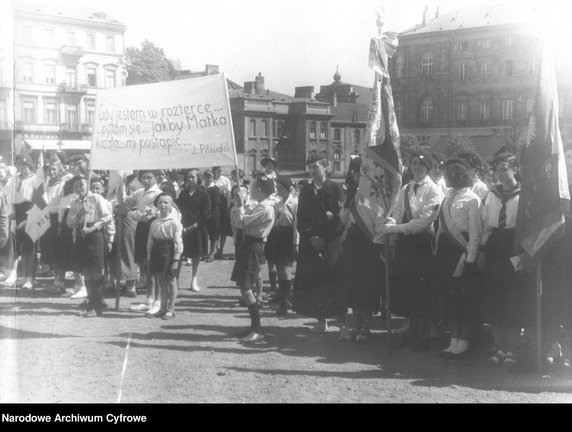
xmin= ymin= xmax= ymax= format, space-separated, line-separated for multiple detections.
xmin=486 ymin=350 xmax=506 ymax=365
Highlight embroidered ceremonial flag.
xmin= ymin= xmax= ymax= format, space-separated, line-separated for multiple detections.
xmin=515 ymin=41 xmax=570 ymax=264
xmin=352 ymin=31 xmax=403 ymax=244
xmin=25 ymin=152 xmax=51 ymax=242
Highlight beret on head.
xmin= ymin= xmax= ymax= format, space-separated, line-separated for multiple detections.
xmin=431 ymin=152 xmax=447 ymax=166
xmin=138 ymin=169 xmax=158 ymax=180
xmin=306 ymin=153 xmax=327 ymax=166
xmin=67 ymin=154 xmax=89 ymax=165
xmin=275 ymin=174 xmax=293 ymax=190
xmin=409 ymin=149 xmax=432 ymax=171
xmin=255 ymin=175 xmax=276 ymax=196
xmin=261 ymin=157 xmax=278 ymax=168
xmin=455 ymin=151 xmax=483 ymax=169
xmin=203 ymin=169 xmax=213 ymax=177
xmin=492 ymin=152 xmax=517 ymax=168
xmin=444 ymin=157 xmax=471 ymax=170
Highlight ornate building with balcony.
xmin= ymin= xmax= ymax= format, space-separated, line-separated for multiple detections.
xmin=390 ymin=2 xmax=572 ymax=160
xmin=6 ymin=4 xmax=126 ymax=155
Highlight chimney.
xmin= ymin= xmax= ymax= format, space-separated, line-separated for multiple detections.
xmin=255 ymin=72 xmax=265 ymax=95
xmin=244 ymin=82 xmax=255 ymax=94
xmin=294 ymin=86 xmax=315 ymax=99
xmin=422 ymin=5 xmax=429 ymax=25
xmin=435 ymin=7 xmax=439 ymax=19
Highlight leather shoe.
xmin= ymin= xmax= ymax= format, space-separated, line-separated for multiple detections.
xmin=239 ymin=331 xmax=264 ymax=342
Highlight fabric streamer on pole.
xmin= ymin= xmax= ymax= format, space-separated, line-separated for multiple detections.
xmin=514 ymin=39 xmax=570 ymax=374
xmin=354 ymin=12 xmax=403 ymax=354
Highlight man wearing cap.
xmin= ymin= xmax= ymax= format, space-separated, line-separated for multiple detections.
xmin=117 ymin=170 xmax=161 ymax=312
xmin=14 ymin=154 xmax=37 ymax=290
xmin=292 ymin=153 xmax=345 ymax=333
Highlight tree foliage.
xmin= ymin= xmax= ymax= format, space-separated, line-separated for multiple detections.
xmin=125 ymin=40 xmax=177 ymax=85
xmin=445 ymin=134 xmax=475 ymax=157
xmin=400 ymin=133 xmax=430 ymax=164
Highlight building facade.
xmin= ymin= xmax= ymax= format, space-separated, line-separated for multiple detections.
xmin=390 ymin=3 xmax=572 ymax=160
xmin=6 ymin=4 xmax=126 ymax=156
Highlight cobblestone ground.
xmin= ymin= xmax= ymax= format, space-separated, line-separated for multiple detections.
xmin=1 ymin=244 xmax=572 ymax=403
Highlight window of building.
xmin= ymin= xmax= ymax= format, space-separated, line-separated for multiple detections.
xmin=248 ymin=150 xmax=257 ymax=174
xmin=87 ymin=33 xmax=96 ymax=50
xmin=421 ymin=99 xmax=433 ymax=122
xmin=22 ymin=97 xmax=36 ymax=123
xmin=320 ymin=122 xmax=327 ymax=139
xmin=249 ymin=119 xmax=256 ymax=136
xmin=22 ymin=26 xmax=33 ymax=44
xmin=478 ymin=39 xmax=490 ymax=49
xmin=333 ymin=147 xmax=341 ymax=172
xmin=354 ymin=128 xmax=360 ymax=144
xmin=502 ymin=99 xmax=514 ymax=120
xmin=505 ymin=36 xmax=514 ymax=46
xmin=334 ymin=128 xmax=341 ymax=141
xmin=22 ymin=60 xmax=34 ymax=82
xmin=421 ymin=55 xmax=433 ymax=75
xmin=44 ymin=98 xmax=57 ymax=124
xmin=458 ymin=41 xmax=468 ymax=51
xmin=459 ymin=64 xmax=467 ymax=80
xmin=395 ymin=55 xmax=404 ymax=78
xmin=275 ymin=120 xmax=283 ymax=138
xmin=105 ymin=68 xmax=116 ymax=88
xmin=456 ymin=103 xmax=468 ymax=121
xmin=86 ymin=65 xmax=97 ymax=87
xmin=106 ymin=36 xmax=115 ymax=53
xmin=66 ymin=104 xmax=78 ymax=128
xmin=505 ymin=60 xmax=514 ymax=77
xmin=86 ymin=99 xmax=96 ymax=125
xmin=528 ymin=60 xmax=535 ymax=75
xmin=66 ymin=67 xmax=76 ymax=87
xmin=44 ymin=63 xmax=55 ymax=85
xmin=309 ymin=122 xmax=316 ymax=139
xmin=44 ymin=28 xmax=54 ymax=46
xmin=479 ymin=101 xmax=491 ymax=120
xmin=66 ymin=31 xmax=75 ymax=45
xmin=261 ymin=120 xmax=268 ymax=137
xmin=481 ymin=62 xmax=491 ymax=78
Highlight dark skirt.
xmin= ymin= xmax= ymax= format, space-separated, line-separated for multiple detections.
xmin=231 ymin=235 xmax=264 ymax=290
xmin=292 ymin=233 xmax=344 ymax=319
xmin=390 ymin=232 xmax=434 ymax=318
xmin=134 ymin=220 xmax=153 ymax=264
xmin=218 ymin=195 xmax=232 ymax=237
xmin=60 ymin=208 xmax=80 ymax=272
xmin=76 ymin=228 xmax=104 ymax=275
xmin=481 ymin=228 xmax=534 ymax=328
xmin=40 ymin=213 xmax=64 ymax=267
xmin=230 ymin=230 xmax=243 ymax=282
xmin=183 ymin=224 xmax=208 ymax=259
xmin=330 ymin=224 xmax=384 ymax=313
xmin=206 ymin=216 xmax=220 ymax=242
xmin=149 ymin=239 xmax=175 ymax=277
xmin=435 ymin=234 xmax=481 ymax=323
xmin=109 ymin=215 xmax=138 ymax=280
xmin=264 ymin=226 xmax=295 ymax=267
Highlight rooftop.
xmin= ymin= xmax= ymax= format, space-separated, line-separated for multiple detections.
xmin=15 ymin=1 xmax=126 ymax=27
xmin=400 ymin=2 xmax=537 ymax=37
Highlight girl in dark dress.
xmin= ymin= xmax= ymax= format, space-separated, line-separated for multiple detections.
xmin=203 ymin=169 xmax=220 ymax=263
xmin=435 ymin=159 xmax=483 ymax=358
xmin=176 ymin=169 xmax=211 ymax=292
xmin=384 ymin=150 xmax=445 ymax=350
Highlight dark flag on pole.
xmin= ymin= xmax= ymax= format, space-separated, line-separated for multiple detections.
xmin=514 ymin=41 xmax=570 ymax=266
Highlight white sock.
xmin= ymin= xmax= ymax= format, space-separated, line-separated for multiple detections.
xmin=443 ymin=338 xmax=459 ymax=353
xmin=191 ymin=276 xmax=199 ymax=287
xmin=451 ymin=339 xmax=469 ymax=354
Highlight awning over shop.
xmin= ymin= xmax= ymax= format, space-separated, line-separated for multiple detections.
xmin=24 ymin=139 xmax=92 ymax=151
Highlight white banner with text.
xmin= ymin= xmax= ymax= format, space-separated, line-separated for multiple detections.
xmin=90 ymin=73 xmax=236 ymax=170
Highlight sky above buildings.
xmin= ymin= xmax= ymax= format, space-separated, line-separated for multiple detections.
xmin=14 ymin=0 xmax=572 ymax=95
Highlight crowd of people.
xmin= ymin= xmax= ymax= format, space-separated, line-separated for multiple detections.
xmin=0 ymin=147 xmax=571 ymax=372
